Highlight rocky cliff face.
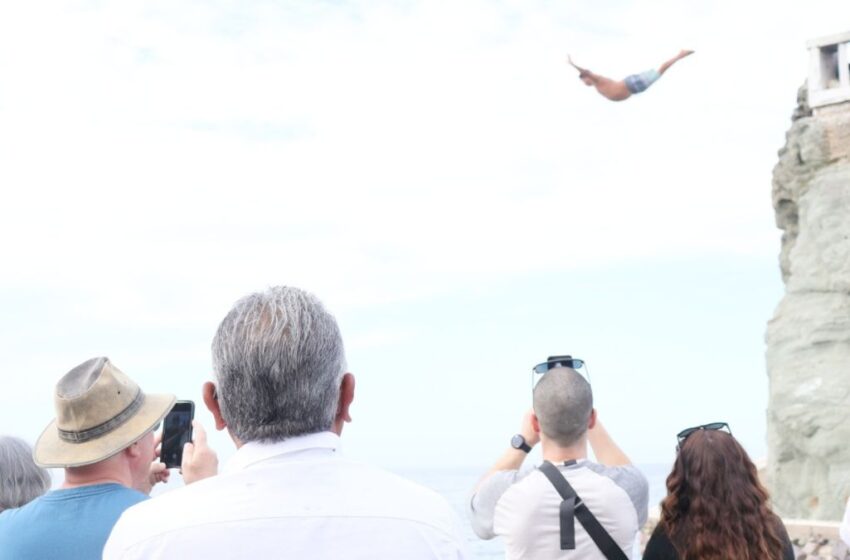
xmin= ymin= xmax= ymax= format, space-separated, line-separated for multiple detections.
xmin=766 ymin=87 xmax=850 ymax=521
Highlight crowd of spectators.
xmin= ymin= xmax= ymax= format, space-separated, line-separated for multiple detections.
xmin=1 ymin=285 xmax=848 ymax=560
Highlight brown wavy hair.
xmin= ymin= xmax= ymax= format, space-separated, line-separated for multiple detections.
xmin=658 ymin=429 xmax=786 ymax=560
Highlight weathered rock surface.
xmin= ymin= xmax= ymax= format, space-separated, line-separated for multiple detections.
xmin=792 ymin=536 xmax=850 ymax=560
xmin=766 ymin=87 xmax=850 ymax=520
xmin=640 ymin=515 xmax=850 ymax=558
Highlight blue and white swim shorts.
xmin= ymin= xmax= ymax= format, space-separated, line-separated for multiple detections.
xmin=624 ymin=69 xmax=661 ymax=94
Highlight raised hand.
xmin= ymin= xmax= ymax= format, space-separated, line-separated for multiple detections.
xmin=181 ymin=420 xmax=218 ymax=484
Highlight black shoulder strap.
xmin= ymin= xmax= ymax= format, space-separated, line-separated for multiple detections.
xmin=538 ymin=461 xmax=629 ymax=560
xmin=538 ymin=461 xmax=578 ymax=550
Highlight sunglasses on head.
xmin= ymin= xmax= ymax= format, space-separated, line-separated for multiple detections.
xmin=532 ymin=355 xmax=585 ymax=374
xmin=676 ymin=422 xmax=732 ymax=448
xmin=531 ymin=355 xmax=590 ymax=390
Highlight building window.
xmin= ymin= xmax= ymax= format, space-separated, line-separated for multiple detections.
xmin=819 ymin=44 xmax=840 ymax=89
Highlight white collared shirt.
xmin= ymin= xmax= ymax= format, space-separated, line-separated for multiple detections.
xmin=104 ymin=432 xmax=467 ymax=559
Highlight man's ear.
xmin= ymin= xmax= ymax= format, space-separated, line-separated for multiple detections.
xmin=203 ymin=381 xmax=227 ymax=431
xmin=531 ymin=412 xmax=541 ymax=434
xmin=588 ymin=408 xmax=597 ymax=430
xmin=125 ymin=440 xmax=142 ymax=459
xmin=332 ymin=373 xmax=355 ymax=434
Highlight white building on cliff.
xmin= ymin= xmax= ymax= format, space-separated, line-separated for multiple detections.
xmin=808 ymin=30 xmax=850 ymax=109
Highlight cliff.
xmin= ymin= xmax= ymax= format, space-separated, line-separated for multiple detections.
xmin=766 ymin=86 xmax=850 ymax=520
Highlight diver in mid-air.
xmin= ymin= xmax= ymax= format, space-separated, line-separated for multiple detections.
xmin=568 ymin=49 xmax=694 ymax=101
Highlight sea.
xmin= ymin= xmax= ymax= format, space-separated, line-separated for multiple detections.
xmin=394 ymin=464 xmax=671 ymax=559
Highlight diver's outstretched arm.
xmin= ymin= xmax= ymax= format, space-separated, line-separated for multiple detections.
xmin=569 ymin=55 xmax=630 ymax=101
xmin=567 ymin=55 xmax=586 ymax=73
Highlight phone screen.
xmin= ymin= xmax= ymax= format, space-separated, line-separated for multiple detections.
xmin=160 ymin=400 xmax=194 ymax=469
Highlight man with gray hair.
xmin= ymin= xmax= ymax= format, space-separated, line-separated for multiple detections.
xmin=105 ymin=285 xmax=467 ymax=559
xmin=469 ymin=357 xmax=648 ymax=559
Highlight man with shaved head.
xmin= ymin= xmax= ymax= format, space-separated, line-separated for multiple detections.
xmin=469 ymin=358 xmax=648 ymax=560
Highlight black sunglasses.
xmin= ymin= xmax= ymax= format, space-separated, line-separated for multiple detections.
xmin=532 ymin=355 xmax=585 ymax=374
xmin=676 ymin=422 xmax=732 ymax=448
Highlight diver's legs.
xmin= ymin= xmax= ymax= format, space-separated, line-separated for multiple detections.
xmin=658 ymin=49 xmax=694 ymax=76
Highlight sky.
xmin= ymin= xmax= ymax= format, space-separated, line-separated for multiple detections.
xmin=1 ymin=1 xmax=848 ymax=477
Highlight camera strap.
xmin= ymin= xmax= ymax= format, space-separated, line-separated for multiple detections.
xmin=538 ymin=460 xmax=629 ymax=560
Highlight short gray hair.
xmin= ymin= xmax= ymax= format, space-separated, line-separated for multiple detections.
xmin=0 ymin=436 xmax=50 ymax=512
xmin=533 ymin=368 xmax=593 ymax=447
xmin=212 ymin=286 xmax=347 ymax=443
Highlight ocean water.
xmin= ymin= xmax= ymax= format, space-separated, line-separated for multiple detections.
xmin=394 ymin=464 xmax=671 ymax=559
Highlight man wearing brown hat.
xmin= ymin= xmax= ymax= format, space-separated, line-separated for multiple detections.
xmin=0 ymin=357 xmax=216 ymax=560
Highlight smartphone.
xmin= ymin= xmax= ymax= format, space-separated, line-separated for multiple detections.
xmin=160 ymin=400 xmax=194 ymax=469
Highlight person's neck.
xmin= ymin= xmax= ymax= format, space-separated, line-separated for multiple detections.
xmin=62 ymin=462 xmax=132 ymax=490
xmin=541 ymin=438 xmax=588 ymax=464
xmin=230 ymin=428 xmax=341 ymax=451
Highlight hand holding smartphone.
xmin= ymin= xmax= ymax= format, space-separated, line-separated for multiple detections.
xmin=160 ymin=400 xmax=195 ymax=469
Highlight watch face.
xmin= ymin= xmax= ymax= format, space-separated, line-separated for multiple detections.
xmin=511 ymin=434 xmax=525 ymax=449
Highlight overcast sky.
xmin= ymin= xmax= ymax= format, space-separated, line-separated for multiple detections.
xmin=1 ymin=1 xmax=848 ymax=475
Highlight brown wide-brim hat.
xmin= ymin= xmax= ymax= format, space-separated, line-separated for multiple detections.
xmin=34 ymin=357 xmax=176 ymax=468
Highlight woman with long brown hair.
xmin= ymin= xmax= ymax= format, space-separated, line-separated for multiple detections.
xmin=643 ymin=423 xmax=793 ymax=560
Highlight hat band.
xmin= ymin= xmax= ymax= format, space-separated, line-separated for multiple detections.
xmin=57 ymin=390 xmax=146 ymax=443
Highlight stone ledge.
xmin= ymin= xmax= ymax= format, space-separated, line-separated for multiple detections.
xmin=784 ymin=519 xmax=843 ymax=541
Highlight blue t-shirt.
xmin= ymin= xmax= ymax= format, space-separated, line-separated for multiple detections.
xmin=0 ymin=483 xmax=147 ymax=560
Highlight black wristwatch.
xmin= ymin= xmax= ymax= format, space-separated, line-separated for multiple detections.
xmin=511 ymin=434 xmax=532 ymax=453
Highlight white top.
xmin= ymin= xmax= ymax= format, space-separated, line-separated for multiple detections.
xmin=470 ymin=460 xmax=648 ymax=560
xmin=841 ymin=497 xmax=850 ymax=547
xmin=104 ymin=432 xmax=467 ymax=560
